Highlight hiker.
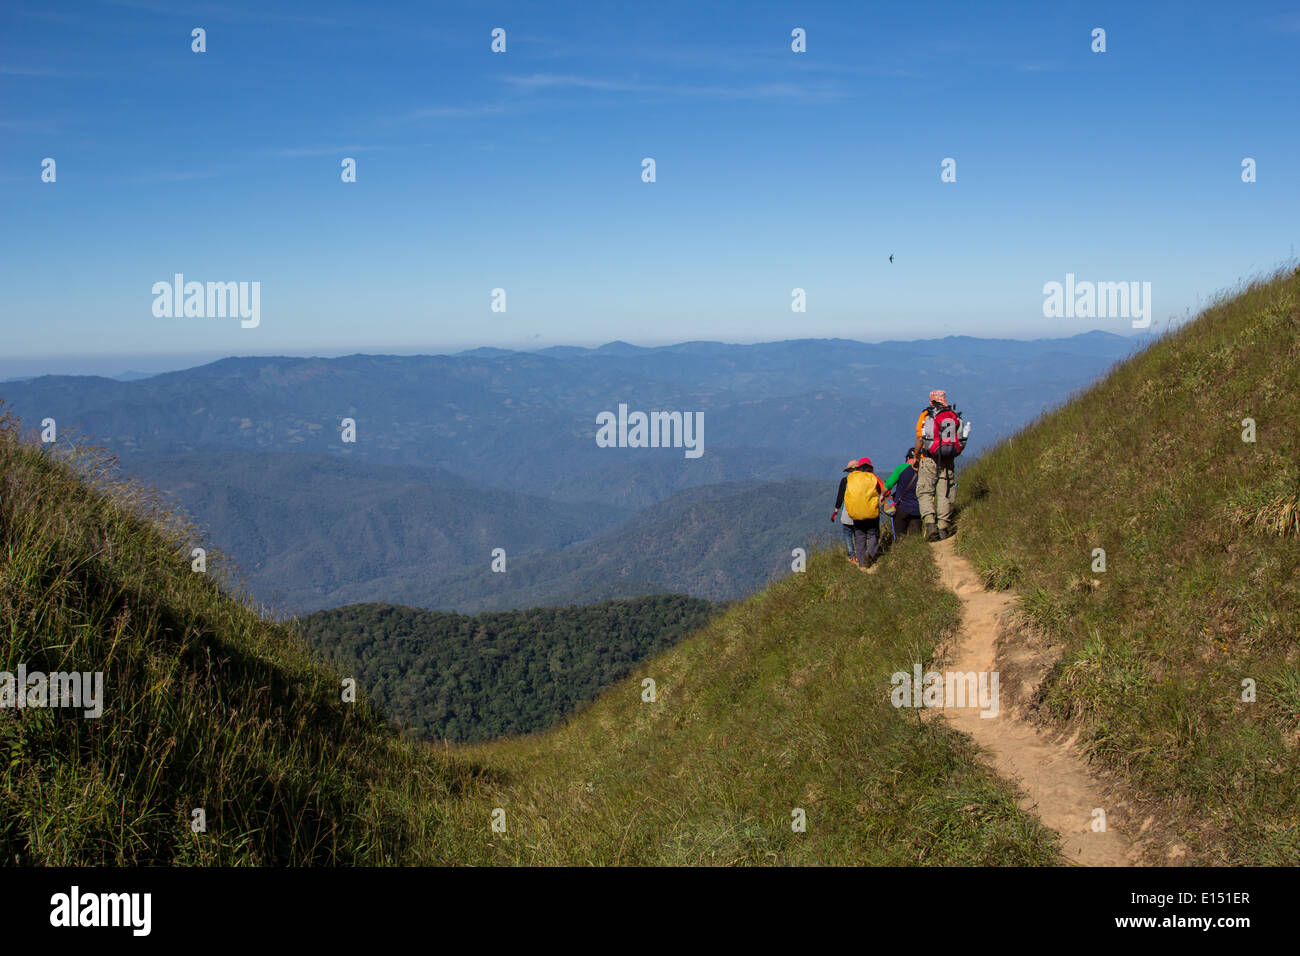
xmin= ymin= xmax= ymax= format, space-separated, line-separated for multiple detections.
xmin=913 ymin=389 xmax=968 ymax=541
xmin=884 ymin=448 xmax=923 ymax=538
xmin=831 ymin=459 xmax=860 ymax=563
xmin=838 ymin=457 xmax=887 ymax=569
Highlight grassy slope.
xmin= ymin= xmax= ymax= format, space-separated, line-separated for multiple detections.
xmin=415 ymin=539 xmax=1058 ymax=865
xmin=0 ymin=420 xmax=454 ymax=865
xmin=0 ymin=415 xmax=1057 ymax=864
xmin=957 ymin=268 xmax=1300 ymax=865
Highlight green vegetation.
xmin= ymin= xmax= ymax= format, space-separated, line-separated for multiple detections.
xmin=0 ymin=407 xmax=1056 ymax=863
xmin=8 ymin=271 xmax=1296 ymax=865
xmin=298 ymin=597 xmax=718 ymax=742
xmin=957 ymin=267 xmax=1300 ymax=865
xmin=416 ymin=537 xmax=1058 ymax=864
xmin=0 ymin=408 xmax=454 ymax=864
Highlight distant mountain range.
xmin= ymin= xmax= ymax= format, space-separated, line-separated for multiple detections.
xmin=318 ymin=478 xmax=836 ymax=613
xmin=0 ymin=332 xmax=1137 ymax=612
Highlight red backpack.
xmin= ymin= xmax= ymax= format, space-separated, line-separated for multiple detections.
xmin=924 ymin=405 xmax=965 ymax=458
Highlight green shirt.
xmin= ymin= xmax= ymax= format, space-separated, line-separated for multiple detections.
xmin=884 ymin=463 xmax=910 ymax=490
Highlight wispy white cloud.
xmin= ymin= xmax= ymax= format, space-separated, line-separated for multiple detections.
xmin=500 ymin=73 xmax=848 ymax=103
xmin=268 ymin=144 xmax=387 ymax=158
xmin=406 ymin=104 xmax=508 ymax=119
xmin=101 ymin=0 xmax=343 ymax=27
xmin=0 ymin=117 xmax=61 ymax=134
xmin=128 ymin=169 xmax=220 ymax=183
xmin=0 ymin=64 xmax=99 ymax=78
xmin=612 ymin=47 xmax=921 ymax=80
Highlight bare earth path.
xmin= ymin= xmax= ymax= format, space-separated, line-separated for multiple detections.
xmin=929 ymin=537 xmax=1140 ymax=866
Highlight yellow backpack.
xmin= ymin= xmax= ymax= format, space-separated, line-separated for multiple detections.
xmin=843 ymin=471 xmax=880 ymax=520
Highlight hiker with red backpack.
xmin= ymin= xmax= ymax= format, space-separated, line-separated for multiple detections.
xmin=913 ymin=390 xmax=970 ymax=541
xmin=831 ymin=457 xmax=887 ymax=569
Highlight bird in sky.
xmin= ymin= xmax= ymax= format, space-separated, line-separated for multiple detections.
xmin=889 ymin=254 xmax=894 ymax=263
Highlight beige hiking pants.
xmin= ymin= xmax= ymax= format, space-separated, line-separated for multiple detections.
xmin=917 ymin=456 xmax=955 ymax=530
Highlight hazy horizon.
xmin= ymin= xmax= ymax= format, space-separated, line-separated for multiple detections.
xmin=0 ymin=326 xmax=1140 ymax=381
xmin=4 ymin=0 xmax=1296 ymax=361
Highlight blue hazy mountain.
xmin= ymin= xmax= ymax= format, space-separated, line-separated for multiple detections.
xmin=0 ymin=333 xmax=1135 ymax=612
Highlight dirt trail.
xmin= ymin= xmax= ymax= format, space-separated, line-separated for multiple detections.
xmin=930 ymin=537 xmax=1141 ymax=866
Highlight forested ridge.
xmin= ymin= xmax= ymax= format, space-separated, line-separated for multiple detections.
xmin=298 ymin=596 xmax=718 ymax=742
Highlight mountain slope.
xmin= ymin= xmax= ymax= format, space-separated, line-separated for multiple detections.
xmin=334 ymin=478 xmax=841 ymax=612
xmin=956 ymin=267 xmax=1300 ymax=865
xmin=0 ymin=407 xmax=1058 ymax=864
xmin=4 ymin=272 xmax=1293 ymax=866
xmin=0 ymin=413 xmax=459 ymax=864
xmin=0 ymin=333 xmax=1136 ymax=508
xmin=0 ymin=334 xmax=1137 ymax=616
xmin=408 ymin=536 xmax=1061 ymax=864
xmin=124 ymin=451 xmax=628 ymax=613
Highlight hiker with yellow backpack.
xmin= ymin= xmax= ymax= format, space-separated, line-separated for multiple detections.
xmin=830 ymin=457 xmax=888 ymax=570
xmin=831 ymin=459 xmax=862 ymax=564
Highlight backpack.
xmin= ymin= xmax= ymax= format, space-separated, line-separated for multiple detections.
xmin=922 ymin=405 xmax=965 ymax=458
xmin=843 ymin=471 xmax=881 ymax=520
xmin=880 ymin=488 xmax=897 ymax=516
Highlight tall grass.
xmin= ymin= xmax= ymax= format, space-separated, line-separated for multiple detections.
xmin=0 ymin=406 xmax=454 ymax=864
xmin=0 ymin=403 xmax=1059 ymax=864
xmin=956 ymin=267 xmax=1300 ymax=864
xmin=405 ymin=539 xmax=1060 ymax=865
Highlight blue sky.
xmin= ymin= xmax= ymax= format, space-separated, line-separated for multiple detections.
xmin=2 ymin=0 xmax=1298 ymax=374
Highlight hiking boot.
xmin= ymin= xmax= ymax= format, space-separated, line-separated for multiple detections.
xmin=938 ymin=526 xmax=954 ymax=540
xmin=923 ymin=521 xmax=940 ymax=542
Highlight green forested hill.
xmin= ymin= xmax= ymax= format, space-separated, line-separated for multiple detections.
xmin=297 ymin=597 xmax=718 ymax=742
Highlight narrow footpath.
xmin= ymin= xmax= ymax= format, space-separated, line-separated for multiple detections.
xmin=930 ymin=537 xmax=1142 ymax=866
